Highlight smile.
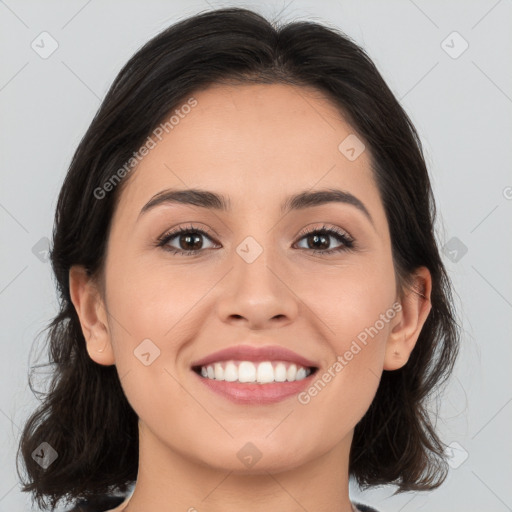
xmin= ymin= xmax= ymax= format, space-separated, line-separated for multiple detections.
xmin=192 ymin=360 xmax=319 ymax=404
xmin=193 ymin=360 xmax=315 ymax=383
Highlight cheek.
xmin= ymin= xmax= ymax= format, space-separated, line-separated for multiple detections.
xmin=327 ymin=285 xmax=396 ymax=359
xmin=103 ymin=259 xmax=198 ymax=423
xmin=106 ymin=258 xmax=202 ymax=343
xmin=298 ymin=320 xmax=391 ymax=438
xmin=291 ymin=255 xmax=397 ymax=347
xmin=295 ymin=257 xmax=396 ymax=402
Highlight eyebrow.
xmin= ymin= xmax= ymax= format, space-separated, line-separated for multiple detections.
xmin=138 ymin=187 xmax=374 ymax=226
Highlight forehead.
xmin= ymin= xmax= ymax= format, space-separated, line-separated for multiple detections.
xmin=115 ymin=82 xmax=384 ymax=226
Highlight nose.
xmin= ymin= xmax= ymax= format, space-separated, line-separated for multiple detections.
xmin=215 ymin=241 xmax=299 ymax=330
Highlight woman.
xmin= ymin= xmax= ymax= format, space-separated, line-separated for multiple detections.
xmin=17 ymin=7 xmax=460 ymax=512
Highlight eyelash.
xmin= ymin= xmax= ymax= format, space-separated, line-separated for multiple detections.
xmin=155 ymin=223 xmax=355 ymax=257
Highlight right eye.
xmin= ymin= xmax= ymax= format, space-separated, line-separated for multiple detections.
xmin=156 ymin=224 xmax=220 ymax=256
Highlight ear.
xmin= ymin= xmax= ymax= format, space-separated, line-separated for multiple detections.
xmin=69 ymin=265 xmax=115 ymax=366
xmin=383 ymin=266 xmax=432 ymax=371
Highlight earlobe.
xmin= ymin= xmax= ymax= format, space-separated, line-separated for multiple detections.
xmin=69 ymin=265 xmax=116 ymax=366
xmin=383 ymin=267 xmax=432 ymax=371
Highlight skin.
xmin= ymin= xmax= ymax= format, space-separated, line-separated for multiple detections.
xmin=69 ymin=83 xmax=432 ymax=512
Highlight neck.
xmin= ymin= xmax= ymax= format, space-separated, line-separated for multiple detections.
xmin=122 ymin=421 xmax=356 ymax=512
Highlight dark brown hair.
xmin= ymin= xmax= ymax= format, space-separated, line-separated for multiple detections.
xmin=17 ymin=7 xmax=460 ymax=510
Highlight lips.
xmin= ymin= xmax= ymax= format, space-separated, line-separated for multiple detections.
xmin=190 ymin=344 xmax=319 ymax=371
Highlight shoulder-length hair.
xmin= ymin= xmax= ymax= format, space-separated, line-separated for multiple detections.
xmin=17 ymin=7 xmax=460 ymax=510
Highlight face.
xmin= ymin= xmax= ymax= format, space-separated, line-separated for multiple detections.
xmin=73 ymin=83 xmax=425 ymax=474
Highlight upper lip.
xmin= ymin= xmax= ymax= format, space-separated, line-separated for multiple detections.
xmin=191 ymin=344 xmax=319 ymax=369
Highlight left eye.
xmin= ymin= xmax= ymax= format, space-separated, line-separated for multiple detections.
xmin=294 ymin=228 xmax=353 ymax=253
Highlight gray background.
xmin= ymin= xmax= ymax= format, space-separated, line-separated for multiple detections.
xmin=1 ymin=0 xmax=511 ymax=511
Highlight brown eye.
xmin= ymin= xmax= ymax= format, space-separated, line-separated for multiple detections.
xmin=294 ymin=225 xmax=355 ymax=256
xmin=157 ymin=224 xmax=219 ymax=256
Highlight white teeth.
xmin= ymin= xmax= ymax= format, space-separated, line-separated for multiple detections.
xmin=238 ymin=361 xmax=256 ymax=382
xmin=256 ymin=361 xmax=274 ymax=383
xmin=198 ymin=360 xmax=313 ymax=384
xmin=214 ymin=362 xmax=224 ymax=380
xmin=224 ymin=361 xmax=238 ymax=382
xmin=274 ymin=362 xmax=287 ymax=382
xmin=296 ymin=367 xmax=307 ymax=380
xmin=286 ymin=364 xmax=297 ymax=381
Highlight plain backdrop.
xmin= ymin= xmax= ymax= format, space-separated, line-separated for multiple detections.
xmin=1 ymin=1 xmax=511 ymax=511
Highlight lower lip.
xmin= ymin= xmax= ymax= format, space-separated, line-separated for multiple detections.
xmin=192 ymin=370 xmax=317 ymax=404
